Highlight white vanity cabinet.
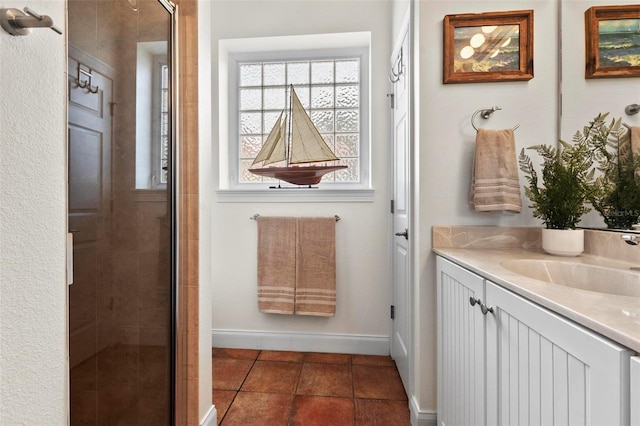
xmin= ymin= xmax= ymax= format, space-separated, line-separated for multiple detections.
xmin=632 ymin=357 xmax=640 ymax=425
xmin=437 ymin=256 xmax=632 ymax=426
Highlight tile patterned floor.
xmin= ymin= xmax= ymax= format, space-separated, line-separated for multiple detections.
xmin=213 ymin=348 xmax=411 ymax=426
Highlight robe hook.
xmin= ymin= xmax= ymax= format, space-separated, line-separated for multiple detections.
xmin=0 ymin=7 xmax=62 ymax=36
xmin=389 ymin=49 xmax=404 ymax=83
xmin=625 ymin=104 xmax=639 ymax=116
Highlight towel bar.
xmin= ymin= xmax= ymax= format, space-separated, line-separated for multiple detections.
xmin=251 ymin=214 xmax=340 ymax=222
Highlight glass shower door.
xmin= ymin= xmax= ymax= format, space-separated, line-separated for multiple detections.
xmin=67 ymin=0 xmax=175 ymax=423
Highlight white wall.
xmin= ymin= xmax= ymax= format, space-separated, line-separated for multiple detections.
xmin=414 ymin=0 xmax=559 ymax=416
xmin=0 ymin=0 xmax=68 ymax=423
xmin=561 ymin=0 xmax=640 ymax=229
xmin=208 ymin=0 xmax=393 ymax=352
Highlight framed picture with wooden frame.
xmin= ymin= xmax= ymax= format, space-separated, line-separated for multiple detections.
xmin=585 ymin=5 xmax=640 ymax=79
xmin=443 ymin=10 xmax=534 ymax=84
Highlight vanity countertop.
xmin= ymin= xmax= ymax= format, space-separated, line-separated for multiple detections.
xmin=434 ymin=247 xmax=640 ymax=353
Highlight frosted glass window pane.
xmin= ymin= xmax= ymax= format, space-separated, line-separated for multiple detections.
xmin=336 ymin=85 xmax=359 ymax=108
xmin=311 ymin=110 xmax=334 ymax=133
xmin=161 ymin=114 xmax=168 ymax=134
xmin=287 ymin=62 xmax=310 ymax=85
xmin=264 ymin=63 xmax=285 ymax=86
xmin=321 ymin=134 xmax=335 ymax=152
xmin=311 ymin=61 xmax=334 ymax=84
xmin=335 ymin=158 xmax=359 ymax=182
xmin=294 ymin=87 xmax=310 ymax=109
xmin=336 ymin=60 xmax=359 ymax=83
xmin=240 ymin=64 xmax=262 ymax=86
xmin=311 ymin=86 xmax=334 ymax=109
xmin=263 ymin=112 xmax=280 ymax=133
xmin=240 ymin=112 xmax=261 ymax=134
xmin=240 ymin=136 xmax=262 ymax=158
xmin=263 ymin=88 xmax=285 ymax=110
xmin=335 ymin=134 xmax=359 ymax=157
xmin=240 ymin=88 xmax=262 ymax=110
xmin=336 ymin=110 xmax=358 ymax=132
xmin=241 ymin=160 xmax=262 ymax=182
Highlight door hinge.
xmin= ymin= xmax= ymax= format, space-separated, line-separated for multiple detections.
xmin=390 ymin=305 xmax=395 ymax=320
xmin=387 ymin=93 xmax=394 ymax=109
xmin=390 ymin=199 xmax=394 ymax=214
xmin=110 ymin=102 xmax=116 ymax=117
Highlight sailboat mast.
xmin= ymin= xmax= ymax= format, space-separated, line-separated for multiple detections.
xmin=285 ymin=84 xmax=293 ymax=167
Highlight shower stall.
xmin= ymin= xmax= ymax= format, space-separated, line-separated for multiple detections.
xmin=67 ymin=0 xmax=177 ymax=423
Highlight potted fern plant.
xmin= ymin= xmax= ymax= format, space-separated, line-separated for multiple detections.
xmin=518 ymin=119 xmax=599 ymax=256
xmin=585 ymin=114 xmax=640 ymax=230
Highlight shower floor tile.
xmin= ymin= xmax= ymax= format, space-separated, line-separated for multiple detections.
xmin=213 ymin=348 xmax=411 ymax=426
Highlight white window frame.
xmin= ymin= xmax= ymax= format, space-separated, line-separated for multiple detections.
xmin=135 ymin=41 xmax=168 ymax=190
xmin=217 ymin=33 xmax=373 ymax=202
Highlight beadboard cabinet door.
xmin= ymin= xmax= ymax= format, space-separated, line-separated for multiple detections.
xmin=485 ymin=280 xmax=632 ymax=426
xmin=631 ymin=357 xmax=640 ymax=425
xmin=436 ymin=257 xmax=486 ymax=426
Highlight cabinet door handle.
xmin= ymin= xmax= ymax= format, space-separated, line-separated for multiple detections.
xmin=469 ymin=297 xmax=480 ymax=307
xmin=480 ymin=303 xmax=494 ymax=315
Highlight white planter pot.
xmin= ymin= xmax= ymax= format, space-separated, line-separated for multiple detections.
xmin=542 ymin=228 xmax=584 ymax=257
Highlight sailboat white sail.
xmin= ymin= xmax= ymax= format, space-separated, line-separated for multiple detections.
xmin=249 ymin=85 xmax=347 ymax=186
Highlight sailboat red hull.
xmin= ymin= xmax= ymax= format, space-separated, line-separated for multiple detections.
xmin=249 ymin=165 xmax=348 ymax=186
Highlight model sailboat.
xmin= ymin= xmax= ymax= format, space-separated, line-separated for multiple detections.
xmin=249 ymin=85 xmax=348 ymax=186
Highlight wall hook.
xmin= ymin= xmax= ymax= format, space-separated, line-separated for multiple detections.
xmin=0 ymin=7 xmax=62 ymax=36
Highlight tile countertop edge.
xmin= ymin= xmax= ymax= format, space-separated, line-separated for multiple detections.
xmin=433 ymin=247 xmax=640 ymax=354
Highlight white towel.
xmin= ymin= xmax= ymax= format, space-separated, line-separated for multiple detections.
xmin=470 ymin=128 xmax=522 ymax=213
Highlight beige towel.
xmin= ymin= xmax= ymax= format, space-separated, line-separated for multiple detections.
xmin=257 ymin=216 xmax=296 ymax=314
xmin=631 ymin=126 xmax=640 ymax=156
xmin=295 ymin=217 xmax=336 ymax=317
xmin=470 ymin=128 xmax=522 ymax=213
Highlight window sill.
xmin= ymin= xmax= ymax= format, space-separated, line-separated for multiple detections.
xmin=216 ymin=187 xmax=375 ymax=203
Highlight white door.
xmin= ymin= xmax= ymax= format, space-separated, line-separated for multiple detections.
xmin=390 ymin=18 xmax=412 ymax=393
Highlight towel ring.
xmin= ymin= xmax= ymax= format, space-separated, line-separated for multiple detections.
xmin=625 ymin=104 xmax=639 ymax=116
xmin=471 ymin=106 xmax=520 ymax=132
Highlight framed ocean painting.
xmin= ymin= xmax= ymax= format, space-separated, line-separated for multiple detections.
xmin=443 ymin=10 xmax=534 ymax=84
xmin=585 ymin=5 xmax=640 ymax=78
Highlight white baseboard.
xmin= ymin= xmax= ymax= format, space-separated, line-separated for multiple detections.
xmin=212 ymin=329 xmax=389 ymax=355
xmin=200 ymin=404 xmax=217 ymax=426
xmin=410 ymin=395 xmax=437 ymax=426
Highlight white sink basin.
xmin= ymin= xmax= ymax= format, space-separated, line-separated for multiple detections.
xmin=500 ymin=259 xmax=640 ymax=298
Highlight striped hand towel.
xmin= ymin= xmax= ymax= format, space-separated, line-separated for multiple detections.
xmin=256 ymin=216 xmax=296 ymax=314
xmin=470 ymin=128 xmax=522 ymax=213
xmin=295 ymin=217 xmax=336 ymax=317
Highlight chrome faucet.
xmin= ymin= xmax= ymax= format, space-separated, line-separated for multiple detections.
xmin=621 ymin=235 xmax=640 ymax=271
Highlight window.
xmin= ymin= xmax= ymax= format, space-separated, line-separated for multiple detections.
xmin=238 ymin=58 xmax=361 ymax=184
xmin=160 ymin=63 xmax=169 ymax=184
xmin=219 ymin=32 xmax=371 ymax=198
xmin=135 ymin=41 xmax=168 ymax=190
